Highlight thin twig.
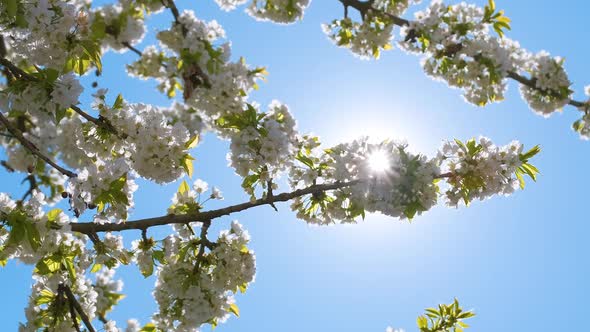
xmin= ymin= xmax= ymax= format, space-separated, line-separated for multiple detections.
xmin=266 ymin=180 xmax=278 ymax=211
xmin=60 ymin=284 xmax=96 ymax=332
xmin=122 ymin=41 xmax=143 ymax=56
xmin=68 ymin=293 xmax=82 ymax=332
xmin=21 ymin=174 xmax=37 ymax=201
xmin=0 ymin=112 xmax=77 ymax=178
xmin=192 ymin=220 xmax=211 ymax=274
xmin=0 ymin=160 xmax=14 ymax=172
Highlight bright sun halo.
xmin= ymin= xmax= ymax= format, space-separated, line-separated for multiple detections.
xmin=368 ymin=149 xmax=390 ymax=173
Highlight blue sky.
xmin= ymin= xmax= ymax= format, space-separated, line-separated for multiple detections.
xmin=1 ymin=0 xmax=590 ymax=331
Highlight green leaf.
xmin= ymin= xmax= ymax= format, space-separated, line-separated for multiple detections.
xmin=185 ymin=135 xmax=199 ymax=149
xmin=181 ymin=154 xmax=195 ymax=178
xmin=228 ymin=303 xmax=240 ymax=317
xmin=46 ymin=209 xmax=62 ymax=223
xmin=152 ymin=250 xmax=166 ymax=264
xmin=573 ymin=119 xmax=585 ymax=132
xmin=24 ymin=221 xmax=40 ymax=252
xmin=79 ymin=39 xmax=103 ymax=74
xmin=63 ymin=257 xmax=77 ymax=282
xmin=4 ymin=0 xmax=17 ymax=18
xmin=519 ymin=163 xmax=539 ymax=181
xmin=35 ymin=289 xmax=55 ymax=306
xmin=519 ymin=145 xmax=541 ymax=161
xmin=416 ymin=316 xmax=428 ymax=329
xmin=91 ymin=263 xmax=102 ymax=273
xmin=35 ymin=255 xmax=61 ymax=275
xmin=515 ymin=169 xmax=525 ymax=190
xmin=6 ymin=222 xmax=25 ymax=247
xmin=140 ymin=259 xmax=154 ymax=278
xmin=404 ymin=201 xmax=424 ymax=220
xmin=43 ymin=68 xmax=59 ymax=83
xmin=488 ymin=0 xmax=495 ymax=12
xmin=112 ymin=94 xmax=124 ymax=110
xmin=140 ymin=323 xmax=157 ymax=332
xmin=454 ymin=138 xmax=466 ymax=151
xmin=241 ymin=174 xmax=259 ymax=190
xmin=238 ymin=283 xmax=247 ymax=294
xmin=296 ymin=152 xmax=315 ymax=168
xmin=178 ymin=180 xmax=190 ymax=195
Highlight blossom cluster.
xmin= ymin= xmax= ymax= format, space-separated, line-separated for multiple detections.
xmin=289 ymin=138 xmax=440 ymax=224
xmin=519 ymin=51 xmax=572 ymax=116
xmin=397 ymin=1 xmax=522 ymax=106
xmin=246 ymin=0 xmax=311 ymax=23
xmin=322 ymin=15 xmax=395 ymax=60
xmin=211 ymin=0 xmax=310 ymax=23
xmin=66 ymin=158 xmax=136 ymax=222
xmin=437 ymin=137 xmax=537 ymax=207
xmin=225 ymin=101 xmax=299 ymax=197
xmin=167 ymin=179 xmax=223 ymax=216
xmin=8 ymin=0 xmax=88 ymax=69
xmin=153 ymin=221 xmax=256 ymax=331
xmin=91 ymin=2 xmax=146 ymax=52
xmin=128 ymin=9 xmax=265 ymax=126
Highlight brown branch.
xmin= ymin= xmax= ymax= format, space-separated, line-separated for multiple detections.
xmin=192 ymin=220 xmax=211 ymax=274
xmin=0 ymin=112 xmax=77 ymax=178
xmin=21 ymin=174 xmax=37 ymax=200
xmin=59 ymin=284 xmax=96 ymax=332
xmin=121 ymin=41 xmax=143 ymax=56
xmin=98 ymin=314 xmax=108 ymax=324
xmin=67 ymin=293 xmax=82 ymax=332
xmin=0 ymin=58 xmax=31 ymax=80
xmin=71 ymin=180 xmax=362 ymax=234
xmin=161 ymin=0 xmax=183 ymax=27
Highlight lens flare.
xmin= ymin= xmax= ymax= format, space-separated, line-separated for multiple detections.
xmin=368 ymin=149 xmax=390 ymax=173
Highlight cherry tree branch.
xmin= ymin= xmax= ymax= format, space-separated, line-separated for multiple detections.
xmin=70 ymin=180 xmax=362 ymax=234
xmin=0 ymin=112 xmax=77 ymax=178
xmin=338 ymin=0 xmax=589 ymax=111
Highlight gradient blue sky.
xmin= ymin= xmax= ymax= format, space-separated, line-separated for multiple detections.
xmin=1 ymin=1 xmax=589 ymax=331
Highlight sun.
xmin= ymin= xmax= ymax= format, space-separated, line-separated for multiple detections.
xmin=368 ymin=149 xmax=391 ymax=173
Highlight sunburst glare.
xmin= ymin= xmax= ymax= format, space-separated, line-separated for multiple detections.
xmin=368 ymin=149 xmax=391 ymax=173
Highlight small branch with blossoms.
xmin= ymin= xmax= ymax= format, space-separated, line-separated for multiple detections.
xmin=70 ymin=180 xmax=362 ymax=234
xmin=0 ymin=57 xmax=125 ymax=139
xmin=328 ymin=0 xmax=590 ymax=129
xmin=0 ymin=112 xmax=77 ymax=178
